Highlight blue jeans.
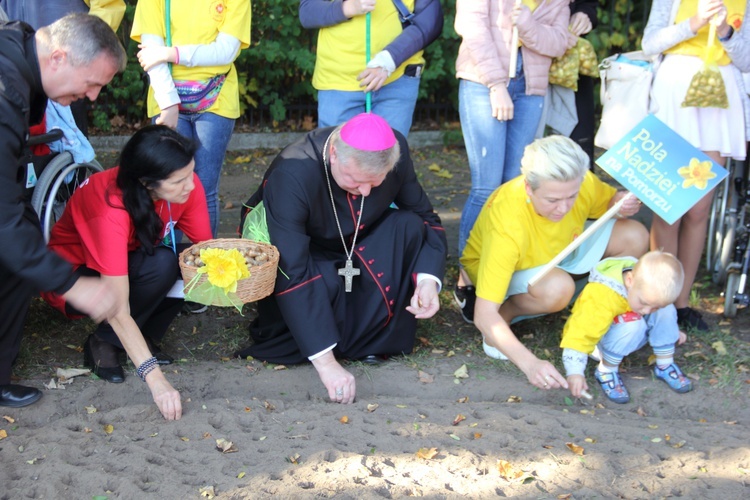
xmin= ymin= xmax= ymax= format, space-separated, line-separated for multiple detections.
xmin=598 ymin=305 xmax=680 ymax=366
xmin=317 ymin=73 xmax=420 ymax=137
xmin=172 ymin=112 xmax=235 ymax=238
xmin=457 ymin=56 xmax=544 ymax=257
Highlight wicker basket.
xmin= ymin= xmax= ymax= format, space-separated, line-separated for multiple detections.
xmin=179 ymin=238 xmax=279 ymax=305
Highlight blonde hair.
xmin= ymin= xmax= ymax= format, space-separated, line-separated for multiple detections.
xmin=520 ymin=135 xmax=590 ymax=191
xmin=631 ymin=251 xmax=684 ymax=305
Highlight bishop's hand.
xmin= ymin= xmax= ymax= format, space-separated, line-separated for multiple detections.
xmin=406 ymin=279 xmax=440 ymax=319
xmin=311 ymin=351 xmax=356 ymax=404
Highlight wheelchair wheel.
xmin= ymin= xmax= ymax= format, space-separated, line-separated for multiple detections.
xmin=31 ymin=158 xmax=103 ymax=242
xmin=706 ymin=161 xmax=733 ymax=273
xmin=724 ymin=271 xmax=741 ymax=318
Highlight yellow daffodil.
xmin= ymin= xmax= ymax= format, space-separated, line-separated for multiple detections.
xmin=677 ymin=158 xmax=717 ymax=190
xmin=198 ymin=248 xmax=250 ymax=294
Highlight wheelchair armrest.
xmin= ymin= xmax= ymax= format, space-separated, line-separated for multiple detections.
xmin=27 ymin=129 xmax=65 ymax=147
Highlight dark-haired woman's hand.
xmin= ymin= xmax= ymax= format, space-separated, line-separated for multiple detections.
xmin=146 ymin=369 xmax=183 ymax=420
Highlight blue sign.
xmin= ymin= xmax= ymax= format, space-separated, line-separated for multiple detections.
xmin=595 ymin=114 xmax=728 ymax=225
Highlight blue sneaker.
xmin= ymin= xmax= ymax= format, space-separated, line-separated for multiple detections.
xmin=653 ymin=363 xmax=693 ymax=393
xmin=594 ymin=368 xmax=630 ymax=404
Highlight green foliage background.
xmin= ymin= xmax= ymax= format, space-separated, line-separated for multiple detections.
xmin=93 ymin=0 xmax=652 ymax=131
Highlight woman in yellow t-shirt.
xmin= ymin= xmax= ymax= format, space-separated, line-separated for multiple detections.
xmin=642 ymin=0 xmax=749 ymax=331
xmin=131 ymin=0 xmax=252 ymax=239
xmin=459 ymin=136 xmax=647 ymax=392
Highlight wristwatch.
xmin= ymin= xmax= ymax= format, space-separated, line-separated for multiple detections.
xmin=718 ymin=26 xmax=734 ymax=43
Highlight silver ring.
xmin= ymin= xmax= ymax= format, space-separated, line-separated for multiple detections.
xmin=544 ymin=375 xmax=550 ymax=380
xmin=336 ymin=389 xmax=343 ymax=396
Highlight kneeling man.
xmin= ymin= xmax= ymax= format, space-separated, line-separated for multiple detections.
xmin=236 ymin=113 xmax=447 ymax=404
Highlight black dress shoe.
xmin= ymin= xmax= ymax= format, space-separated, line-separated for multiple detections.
xmin=83 ymin=334 xmax=125 ymax=384
xmin=145 ymin=337 xmax=174 ymax=365
xmin=358 ymin=354 xmax=389 ymax=365
xmin=0 ymin=384 xmax=42 ymax=408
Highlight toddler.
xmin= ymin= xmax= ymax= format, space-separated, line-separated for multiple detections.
xmin=561 ymin=250 xmax=692 ymax=403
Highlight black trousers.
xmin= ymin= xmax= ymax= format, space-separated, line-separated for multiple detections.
xmin=571 ymin=75 xmax=596 ymax=170
xmin=68 ymin=246 xmax=184 ymax=349
xmin=0 ymin=265 xmax=37 ymax=385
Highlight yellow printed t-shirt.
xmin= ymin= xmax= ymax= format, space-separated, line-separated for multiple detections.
xmin=665 ymin=0 xmax=745 ymax=66
xmin=312 ymin=0 xmax=424 ymax=91
xmin=131 ymin=0 xmax=252 ymax=119
xmin=460 ymin=172 xmax=616 ymax=304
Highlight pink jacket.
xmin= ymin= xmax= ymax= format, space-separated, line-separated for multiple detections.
xmin=455 ymin=0 xmax=575 ymax=95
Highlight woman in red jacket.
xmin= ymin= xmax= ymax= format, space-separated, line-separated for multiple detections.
xmin=43 ymin=125 xmax=212 ymax=420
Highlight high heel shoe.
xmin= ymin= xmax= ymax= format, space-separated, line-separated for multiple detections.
xmin=144 ymin=337 xmax=174 ymax=365
xmin=83 ymin=334 xmax=125 ymax=384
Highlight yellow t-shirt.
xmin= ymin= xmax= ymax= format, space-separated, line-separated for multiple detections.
xmin=131 ymin=0 xmax=252 ymax=119
xmin=312 ymin=0 xmax=424 ymax=91
xmin=460 ymin=172 xmax=616 ymax=304
xmin=665 ymin=0 xmax=745 ymax=66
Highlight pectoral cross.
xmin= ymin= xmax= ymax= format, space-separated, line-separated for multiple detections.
xmin=338 ymin=258 xmax=360 ymax=293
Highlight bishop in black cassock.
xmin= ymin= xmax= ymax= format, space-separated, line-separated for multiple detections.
xmin=236 ymin=114 xmax=447 ymax=402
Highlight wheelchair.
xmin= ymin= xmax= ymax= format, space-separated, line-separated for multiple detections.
xmin=706 ymin=158 xmax=750 ymax=317
xmin=24 ymin=128 xmax=104 ymax=242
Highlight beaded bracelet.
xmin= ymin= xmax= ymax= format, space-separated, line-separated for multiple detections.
xmin=137 ymin=356 xmax=158 ymax=382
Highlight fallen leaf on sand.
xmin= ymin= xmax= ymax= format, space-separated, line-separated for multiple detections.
xmin=565 ymin=442 xmax=584 ymax=455
xmin=584 ymin=437 xmax=596 ymax=443
xmin=452 ymin=414 xmax=466 ymax=426
xmin=273 ymin=365 xmax=287 ymax=371
xmin=456 ymin=396 xmax=469 ymax=403
xmin=449 ymin=434 xmax=460 ymax=441
xmin=287 ymin=453 xmax=301 ymax=464
xmin=454 ymin=364 xmax=469 ymax=379
xmin=507 ymin=395 xmax=522 ymax=403
xmin=474 ymin=433 xmax=482 ymax=439
xmin=558 ymin=494 xmax=572 ymax=499
xmin=636 ymin=407 xmax=647 ymax=417
xmin=199 ymin=485 xmax=216 ymax=498
xmin=202 ymin=432 xmax=212 ymax=439
xmin=237 ymin=471 xmax=246 ymax=479
xmin=339 ymin=416 xmax=349 ymax=424
xmin=3 ymin=416 xmax=14 ymax=423
xmin=416 ymin=447 xmax=438 ymax=460
xmin=418 ymin=370 xmax=434 ymax=383
xmin=216 ymin=438 xmax=238 ymax=453
xmin=497 ymin=459 xmax=524 ymax=480
xmin=712 ymin=340 xmax=728 ymax=356
xmin=103 ymin=424 xmax=114 ymax=435
xmin=264 ymin=401 xmax=276 ymax=411
xmin=85 ymin=405 xmax=97 ymax=414
xmin=224 ymin=201 xmax=234 ymax=210
xmin=367 ymin=403 xmax=379 ymax=412
xmin=672 ymin=440 xmax=686 ymax=448
xmin=56 ymin=368 xmax=91 ymax=380
xmin=180 ymin=437 xmax=190 ymax=442
xmin=0 ymin=430 xmax=7 ymax=440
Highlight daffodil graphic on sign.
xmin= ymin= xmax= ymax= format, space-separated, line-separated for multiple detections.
xmin=197 ymin=248 xmax=250 ymax=294
xmin=677 ymin=158 xmax=717 ymax=190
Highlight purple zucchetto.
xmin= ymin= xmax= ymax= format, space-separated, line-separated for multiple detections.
xmin=340 ymin=113 xmax=397 ymax=151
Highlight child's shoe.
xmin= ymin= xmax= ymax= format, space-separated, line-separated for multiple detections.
xmin=594 ymin=368 xmax=630 ymax=404
xmin=653 ymin=363 xmax=693 ymax=393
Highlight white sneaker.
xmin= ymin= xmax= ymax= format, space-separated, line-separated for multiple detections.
xmin=483 ymin=341 xmax=509 ymax=360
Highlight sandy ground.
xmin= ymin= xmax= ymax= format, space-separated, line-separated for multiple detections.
xmin=1 ymin=146 xmax=749 ymax=499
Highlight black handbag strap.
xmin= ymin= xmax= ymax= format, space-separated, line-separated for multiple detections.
xmin=391 ymin=0 xmax=414 ymax=25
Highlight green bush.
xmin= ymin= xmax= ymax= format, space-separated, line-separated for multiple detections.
xmin=90 ymin=0 xmax=650 ymax=131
